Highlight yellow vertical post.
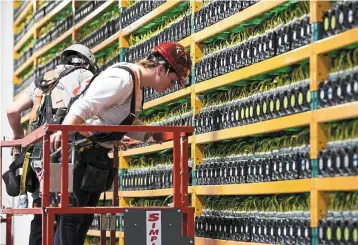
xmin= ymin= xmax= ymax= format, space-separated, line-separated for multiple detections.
xmin=119 ymin=153 xmax=129 ymax=169
xmin=310 ymin=0 xmax=331 ymax=42
xmin=191 ymin=192 xmax=204 ymax=217
xmin=119 ymin=196 xmax=128 ymax=207
xmin=191 ymin=87 xmax=203 ymax=116
xmin=119 ymin=34 xmax=130 ymax=49
xmin=192 ymin=141 xmax=204 ymax=169
xmin=310 ymin=53 xmax=329 ymax=159
xmin=190 ymin=0 xmax=203 ymax=16
xmin=310 ymin=0 xmax=331 ymax=23
xmin=119 ymin=152 xmax=128 ymax=205
xmin=191 ymin=42 xmax=203 ymax=65
xmin=71 ymin=0 xmax=76 ymax=41
xmin=13 ymin=76 xmax=20 ymax=85
xmin=14 ymin=51 xmax=19 ymax=60
xmin=120 ymin=0 xmax=130 ymax=8
xmin=119 ymin=150 xmax=127 ymax=245
xmin=13 ymin=0 xmax=20 ymax=9
xmin=309 ymin=3 xmax=331 ymax=237
xmin=310 ymin=52 xmax=331 ymax=91
xmin=310 ymin=186 xmax=329 ymax=227
xmin=119 ymin=236 xmax=124 ymax=245
xmin=310 ymin=117 xmax=327 ymax=160
xmin=72 ymin=28 xmax=76 ymax=42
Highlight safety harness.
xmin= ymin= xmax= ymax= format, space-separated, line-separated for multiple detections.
xmin=29 ymin=66 xmax=90 ymax=132
xmin=3 ymin=65 xmax=140 ymax=197
xmin=87 ymin=65 xmax=139 ymax=143
xmin=3 ymin=66 xmax=91 ymax=196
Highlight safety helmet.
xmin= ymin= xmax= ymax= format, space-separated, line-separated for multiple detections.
xmin=151 ymin=42 xmax=192 ymax=83
xmin=61 ymin=44 xmax=96 ymax=67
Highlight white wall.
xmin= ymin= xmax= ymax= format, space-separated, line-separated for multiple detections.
xmin=0 ymin=1 xmax=32 ymax=244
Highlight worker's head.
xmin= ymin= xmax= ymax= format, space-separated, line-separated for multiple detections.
xmin=138 ymin=42 xmax=192 ymax=92
xmin=61 ymin=44 xmax=97 ymax=73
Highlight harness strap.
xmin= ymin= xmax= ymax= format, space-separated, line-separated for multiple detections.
xmin=30 ymin=66 xmax=88 ymax=129
xmin=19 ymin=152 xmax=31 ymax=195
xmin=83 ymin=65 xmax=139 ymax=143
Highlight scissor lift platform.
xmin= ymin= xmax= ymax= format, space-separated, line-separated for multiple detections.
xmin=0 ymin=124 xmax=195 ymax=245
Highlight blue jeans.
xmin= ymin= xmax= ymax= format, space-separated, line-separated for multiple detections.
xmin=54 ymin=146 xmax=111 ymax=245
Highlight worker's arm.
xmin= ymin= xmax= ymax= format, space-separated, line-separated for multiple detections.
xmin=50 ymin=114 xmax=84 ymax=152
xmin=7 ymin=92 xmax=33 ymax=139
xmin=125 ymin=118 xmax=163 ymax=143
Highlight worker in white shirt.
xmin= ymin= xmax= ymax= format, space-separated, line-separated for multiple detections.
xmin=50 ymin=42 xmax=192 ymax=245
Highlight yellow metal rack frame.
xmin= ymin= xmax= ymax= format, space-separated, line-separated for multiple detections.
xmin=12 ymin=0 xmax=358 ymax=244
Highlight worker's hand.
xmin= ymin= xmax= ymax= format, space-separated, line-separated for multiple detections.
xmin=120 ymin=136 xmax=143 ymax=148
xmin=121 ymin=135 xmax=131 ymax=142
xmin=152 ymin=132 xmax=164 ymax=142
xmin=50 ymin=131 xmax=62 ymax=152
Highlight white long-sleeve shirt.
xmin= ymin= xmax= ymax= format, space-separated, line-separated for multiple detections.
xmin=68 ymin=62 xmax=145 ymax=141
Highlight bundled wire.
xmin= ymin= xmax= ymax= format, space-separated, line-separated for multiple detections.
xmin=17 ymin=37 xmax=35 ymax=57
xmin=78 ymin=6 xmax=120 ymax=41
xmin=127 ymin=153 xmax=173 ymax=169
xmin=96 ymin=43 xmax=120 ymax=67
xmin=126 ymin=0 xmax=138 ymax=8
xmin=325 ymin=118 xmax=358 ymax=142
xmin=203 ymin=129 xmax=309 ymax=158
xmin=203 ymin=194 xmax=310 ymax=213
xmin=15 ymin=7 xmax=34 ymax=34
xmin=84 ymin=237 xmax=118 ymax=245
xmin=330 ymin=47 xmax=358 ymax=73
xmin=128 ymin=196 xmax=173 ymax=207
xmin=201 ymin=64 xmax=309 ymax=109
xmin=202 ymin=1 xmax=309 ymax=56
xmin=328 ymin=192 xmax=358 ymax=211
xmin=38 ymin=5 xmax=72 ymax=38
xmin=37 ymin=38 xmax=72 ymax=66
xmin=19 ymin=66 xmax=36 ymax=82
xmin=140 ymin=102 xmax=191 ymax=126
xmin=128 ymin=2 xmax=190 ymax=46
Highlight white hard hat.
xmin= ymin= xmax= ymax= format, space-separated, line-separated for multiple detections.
xmin=61 ymin=44 xmax=96 ymax=66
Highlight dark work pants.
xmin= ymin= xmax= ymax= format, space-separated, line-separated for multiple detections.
xmin=54 ymin=146 xmax=111 ymax=245
xmin=28 ymin=191 xmax=100 ymax=245
xmin=29 ymin=197 xmax=42 ymax=245
xmin=29 ymin=197 xmax=58 ymax=245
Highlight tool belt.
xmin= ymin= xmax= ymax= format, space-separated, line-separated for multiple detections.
xmin=44 ymin=134 xmax=117 ymax=194
xmin=78 ymin=144 xmax=115 ymax=193
xmin=2 ymin=146 xmax=40 ymax=197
